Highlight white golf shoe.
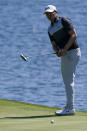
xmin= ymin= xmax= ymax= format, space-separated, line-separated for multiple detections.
xmin=55 ymin=107 xmax=75 ymax=116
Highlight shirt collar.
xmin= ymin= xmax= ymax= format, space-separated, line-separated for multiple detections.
xmin=51 ymin=17 xmax=59 ymax=26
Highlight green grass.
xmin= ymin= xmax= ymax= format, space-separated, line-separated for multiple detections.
xmin=0 ymin=99 xmax=87 ymax=131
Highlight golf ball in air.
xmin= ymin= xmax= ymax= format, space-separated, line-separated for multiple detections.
xmin=50 ymin=120 xmax=54 ymax=124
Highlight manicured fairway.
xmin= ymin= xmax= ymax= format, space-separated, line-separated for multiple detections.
xmin=0 ymin=99 xmax=87 ymax=131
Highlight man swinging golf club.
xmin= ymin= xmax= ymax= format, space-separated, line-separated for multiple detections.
xmin=44 ymin=5 xmax=81 ymax=115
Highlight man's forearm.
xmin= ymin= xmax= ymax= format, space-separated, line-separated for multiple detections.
xmin=51 ymin=41 xmax=60 ymax=53
xmin=64 ymin=33 xmax=77 ymax=51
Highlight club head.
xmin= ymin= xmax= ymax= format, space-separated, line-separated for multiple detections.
xmin=20 ymin=54 xmax=27 ymax=61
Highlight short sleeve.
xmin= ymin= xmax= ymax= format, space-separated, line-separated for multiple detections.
xmin=62 ymin=17 xmax=74 ymax=32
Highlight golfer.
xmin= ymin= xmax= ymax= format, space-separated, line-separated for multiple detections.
xmin=44 ymin=5 xmax=81 ymax=115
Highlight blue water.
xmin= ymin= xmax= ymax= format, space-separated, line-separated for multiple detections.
xmin=0 ymin=0 xmax=87 ymax=111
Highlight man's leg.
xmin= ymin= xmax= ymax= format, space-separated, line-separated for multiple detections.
xmin=55 ymin=48 xmax=81 ymax=115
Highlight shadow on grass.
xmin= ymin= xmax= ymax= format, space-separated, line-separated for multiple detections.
xmin=1 ymin=115 xmax=55 ymax=119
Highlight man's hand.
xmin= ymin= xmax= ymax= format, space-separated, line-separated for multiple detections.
xmin=51 ymin=41 xmax=67 ymax=57
xmin=56 ymin=49 xmax=67 ymax=57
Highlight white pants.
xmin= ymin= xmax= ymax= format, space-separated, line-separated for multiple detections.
xmin=61 ymin=48 xmax=81 ymax=109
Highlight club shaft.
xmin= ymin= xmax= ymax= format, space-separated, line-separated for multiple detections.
xmin=27 ymin=52 xmax=56 ymax=59
xmin=20 ymin=52 xmax=57 ymax=61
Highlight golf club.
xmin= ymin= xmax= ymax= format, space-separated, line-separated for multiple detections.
xmin=20 ymin=52 xmax=57 ymax=61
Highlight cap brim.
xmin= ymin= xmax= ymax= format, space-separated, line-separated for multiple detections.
xmin=44 ymin=9 xmax=54 ymax=14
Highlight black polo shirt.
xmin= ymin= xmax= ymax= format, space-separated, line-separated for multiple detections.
xmin=48 ymin=17 xmax=79 ymax=51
